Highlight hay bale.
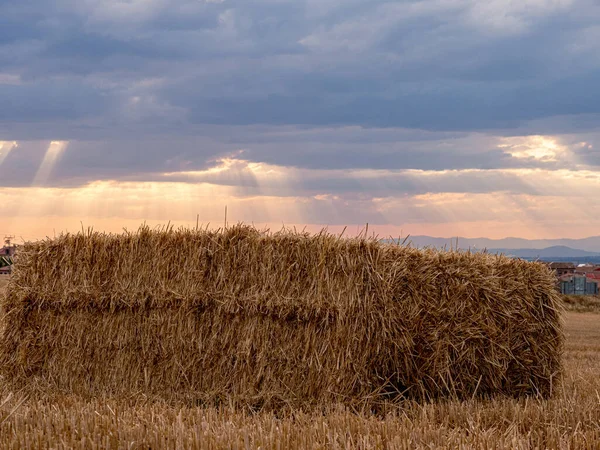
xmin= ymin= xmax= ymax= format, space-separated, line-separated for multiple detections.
xmin=0 ymin=225 xmax=563 ymax=407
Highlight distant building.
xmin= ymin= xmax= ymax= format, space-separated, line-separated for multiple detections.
xmin=0 ymin=235 xmax=17 ymax=275
xmin=559 ymin=274 xmax=599 ymax=295
xmin=583 ymin=268 xmax=600 ymax=282
xmin=546 ymin=262 xmax=576 ymax=277
xmin=0 ymin=247 xmax=15 ymax=257
xmin=0 ymin=235 xmax=17 ymax=257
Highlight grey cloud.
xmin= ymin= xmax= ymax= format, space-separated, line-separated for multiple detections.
xmin=0 ymin=79 xmax=115 ymax=122
xmin=0 ymin=141 xmax=49 ymax=186
xmin=0 ymin=138 xmax=540 ymax=198
xmin=0 ymin=0 xmax=600 ymax=192
xmin=0 ymin=142 xmax=542 ymax=222
xmin=0 ymin=127 xmax=576 ymax=189
xmin=1 ymin=0 xmax=600 ymax=134
xmin=152 ymin=163 xmax=540 ymax=198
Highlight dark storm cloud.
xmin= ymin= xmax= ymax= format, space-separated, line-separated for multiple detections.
xmin=0 ymin=79 xmax=114 ymax=122
xmin=1 ymin=0 xmax=600 ymax=188
xmin=2 ymin=0 xmax=600 ymax=128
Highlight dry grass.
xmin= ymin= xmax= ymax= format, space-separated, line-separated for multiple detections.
xmin=562 ymin=294 xmax=600 ymax=313
xmin=0 ymin=312 xmax=597 ymax=449
xmin=0 ymin=225 xmax=562 ymax=406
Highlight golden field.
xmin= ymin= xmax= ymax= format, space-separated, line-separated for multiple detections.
xmin=0 ymin=290 xmax=598 ymax=448
xmin=0 ymin=224 xmax=596 ymax=449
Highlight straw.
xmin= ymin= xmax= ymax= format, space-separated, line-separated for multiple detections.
xmin=0 ymin=224 xmax=564 ymax=408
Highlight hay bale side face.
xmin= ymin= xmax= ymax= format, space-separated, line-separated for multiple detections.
xmin=0 ymin=226 xmax=563 ymax=406
xmin=387 ymin=252 xmax=562 ymax=399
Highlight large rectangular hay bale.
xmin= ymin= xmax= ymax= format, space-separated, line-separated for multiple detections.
xmin=0 ymin=225 xmax=563 ymax=407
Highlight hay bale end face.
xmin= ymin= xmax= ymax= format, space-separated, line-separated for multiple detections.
xmin=0 ymin=225 xmax=563 ymax=407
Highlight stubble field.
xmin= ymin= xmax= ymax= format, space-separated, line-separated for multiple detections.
xmin=0 ymin=275 xmax=599 ymax=449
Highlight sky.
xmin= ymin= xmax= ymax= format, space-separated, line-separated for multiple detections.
xmin=1 ymin=0 xmax=600 ymax=241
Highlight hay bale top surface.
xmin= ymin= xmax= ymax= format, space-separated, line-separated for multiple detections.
xmin=5 ymin=225 xmax=557 ymax=318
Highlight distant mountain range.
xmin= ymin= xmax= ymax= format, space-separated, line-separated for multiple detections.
xmin=384 ymin=236 xmax=600 ymax=262
xmin=393 ymin=235 xmax=600 ymax=253
xmin=487 ymin=246 xmax=600 ymax=259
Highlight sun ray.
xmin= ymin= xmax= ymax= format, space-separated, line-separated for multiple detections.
xmin=0 ymin=141 xmax=17 ymax=168
xmin=32 ymin=141 xmax=69 ymax=187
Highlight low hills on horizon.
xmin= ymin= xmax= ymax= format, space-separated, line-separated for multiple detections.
xmin=386 ymin=235 xmax=600 ymax=260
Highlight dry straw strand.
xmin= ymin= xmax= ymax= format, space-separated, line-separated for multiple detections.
xmin=0 ymin=224 xmax=564 ymax=409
